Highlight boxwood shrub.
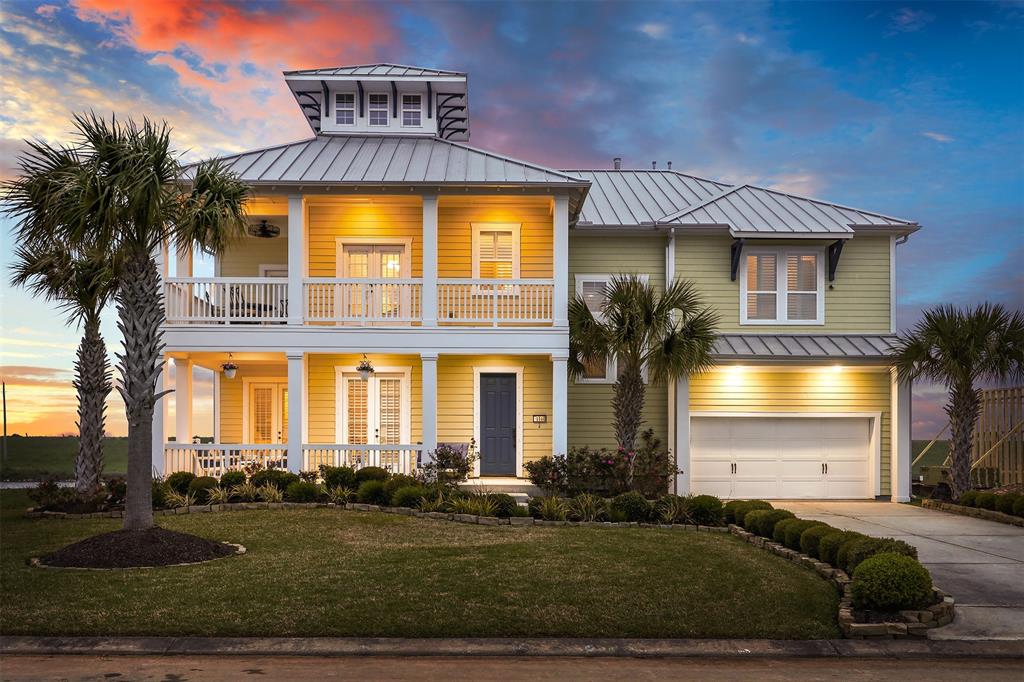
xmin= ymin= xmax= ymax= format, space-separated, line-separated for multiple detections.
xmin=800 ymin=524 xmax=836 ymax=558
xmin=752 ymin=509 xmax=796 ymax=538
xmin=835 ymin=533 xmax=872 ymax=571
xmin=958 ymin=490 xmax=979 ymax=507
xmin=843 ymin=537 xmax=919 ymax=574
xmin=187 ymin=476 xmax=218 ymax=502
xmin=975 ymin=492 xmax=998 ymax=510
xmin=285 ymin=480 xmax=320 ymax=503
xmin=851 ymin=553 xmax=933 ymax=611
xmin=165 ymin=471 xmax=196 ymax=495
xmin=610 ymin=491 xmax=651 ymax=522
xmin=819 ymin=530 xmax=864 ymax=567
xmin=389 ymin=485 xmax=427 ymax=509
xmin=686 ymin=494 xmax=724 ymax=526
xmin=784 ymin=520 xmax=826 ymax=551
xmin=383 ymin=474 xmax=419 ymax=503
xmin=319 ymin=465 xmax=356 ymax=489
xmin=488 ymin=493 xmax=520 ymax=518
xmin=732 ymin=500 xmax=773 ymax=526
xmin=772 ymin=518 xmax=800 ymax=544
xmin=996 ymin=493 xmax=1020 ymax=515
xmin=251 ymin=469 xmax=300 ymax=491
xmin=219 ymin=471 xmax=246 ymax=489
xmin=355 ymin=466 xmax=389 ymax=484
xmin=741 ymin=508 xmax=772 ymax=532
xmin=1015 ymin=496 xmax=1024 ymax=517
xmin=356 ymin=479 xmax=388 ymax=505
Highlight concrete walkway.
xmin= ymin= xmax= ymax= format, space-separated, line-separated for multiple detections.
xmin=778 ymin=501 xmax=1024 ymax=641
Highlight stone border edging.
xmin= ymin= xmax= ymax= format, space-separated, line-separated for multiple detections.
xmin=921 ymin=499 xmax=1024 ymax=527
xmin=1 ymin=635 xmax=1020 ymax=658
xmin=28 ymin=543 xmax=246 ymax=571
xmin=727 ymin=525 xmax=954 ymax=639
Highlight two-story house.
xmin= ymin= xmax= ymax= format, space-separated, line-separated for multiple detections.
xmin=155 ymin=64 xmax=917 ymax=502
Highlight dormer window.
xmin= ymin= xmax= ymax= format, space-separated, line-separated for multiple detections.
xmin=368 ymin=94 xmax=389 ymax=126
xmin=335 ymin=93 xmax=355 ymax=125
xmin=402 ymin=95 xmax=422 ymax=127
xmin=740 ymin=248 xmax=824 ymax=324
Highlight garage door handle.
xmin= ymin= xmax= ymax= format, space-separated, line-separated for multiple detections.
xmin=821 ymin=463 xmax=825 ymax=475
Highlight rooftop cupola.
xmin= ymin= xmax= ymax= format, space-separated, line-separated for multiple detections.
xmin=284 ymin=63 xmax=469 ymax=141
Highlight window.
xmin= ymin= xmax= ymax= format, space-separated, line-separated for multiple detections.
xmin=472 ymin=224 xmax=520 ymax=281
xmin=574 ymin=275 xmax=615 ymax=383
xmin=368 ymin=94 xmax=388 ymax=126
xmin=335 ymin=93 xmax=355 ymax=125
xmin=741 ymin=248 xmax=823 ymax=324
xmin=402 ymin=94 xmax=422 ymax=127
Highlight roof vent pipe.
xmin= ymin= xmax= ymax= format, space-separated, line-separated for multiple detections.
xmin=651 ymin=161 xmax=657 ymax=169
xmin=667 ymin=161 xmax=672 ymax=170
xmin=613 ymin=157 xmax=622 ymax=170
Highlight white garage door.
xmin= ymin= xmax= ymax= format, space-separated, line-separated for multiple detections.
xmin=690 ymin=416 xmax=872 ymax=499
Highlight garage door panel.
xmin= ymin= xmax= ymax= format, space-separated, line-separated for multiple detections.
xmin=780 ymin=458 xmax=823 ymax=478
xmin=732 ymin=478 xmax=778 ymax=499
xmin=826 ymin=478 xmax=869 ymax=498
xmin=780 ymin=479 xmax=827 ymax=499
xmin=691 ymin=478 xmax=734 ymax=498
xmin=690 ymin=440 xmax=732 ymax=459
xmin=692 ymin=459 xmax=733 ymax=477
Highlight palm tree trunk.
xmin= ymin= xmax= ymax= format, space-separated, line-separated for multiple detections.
xmin=73 ymin=317 xmax=110 ymax=497
xmin=116 ymin=251 xmax=166 ymax=531
xmin=613 ymin=362 xmax=646 ymax=452
xmin=947 ymin=382 xmax=981 ymax=500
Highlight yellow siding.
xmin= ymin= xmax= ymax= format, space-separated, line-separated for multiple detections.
xmin=219 ymin=234 xmax=290 ymax=277
xmin=218 ymin=365 xmax=288 ymax=443
xmin=676 ymin=235 xmax=891 ymax=333
xmin=437 ymin=355 xmax=553 ymax=470
xmin=689 ymin=368 xmax=893 ymax=495
xmin=567 ymin=233 xmax=669 ymax=449
xmin=307 ymin=198 xmax=423 ymax=277
xmin=438 ymin=196 xmax=553 ymax=278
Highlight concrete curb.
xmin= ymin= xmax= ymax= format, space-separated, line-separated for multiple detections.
xmin=1 ymin=636 xmax=1021 ymax=658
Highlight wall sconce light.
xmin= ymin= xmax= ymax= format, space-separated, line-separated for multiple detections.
xmin=221 ymin=353 xmax=238 ymax=380
xmin=357 ymin=354 xmax=375 ymax=381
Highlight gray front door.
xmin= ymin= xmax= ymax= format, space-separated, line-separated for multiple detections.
xmin=480 ymin=373 xmax=516 ymax=476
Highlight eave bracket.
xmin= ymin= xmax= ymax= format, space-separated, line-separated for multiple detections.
xmin=828 ymin=239 xmax=845 ymax=282
xmin=730 ymin=238 xmax=745 ymax=282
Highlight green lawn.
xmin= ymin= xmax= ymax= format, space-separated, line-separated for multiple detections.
xmin=913 ymin=439 xmax=950 ymax=479
xmin=0 ymin=436 xmax=127 ymax=480
xmin=0 ymin=490 xmax=839 ymax=639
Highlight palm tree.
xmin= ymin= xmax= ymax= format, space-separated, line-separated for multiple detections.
xmin=891 ymin=304 xmax=1024 ymax=499
xmin=10 ymin=241 xmax=114 ymax=497
xmin=570 ymin=275 xmax=719 ymax=451
xmin=4 ymin=114 xmax=249 ymax=531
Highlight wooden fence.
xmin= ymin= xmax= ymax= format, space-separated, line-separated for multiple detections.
xmin=972 ymin=386 xmax=1024 ymax=488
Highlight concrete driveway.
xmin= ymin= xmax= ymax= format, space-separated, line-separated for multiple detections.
xmin=777 ymin=501 xmax=1024 ymax=641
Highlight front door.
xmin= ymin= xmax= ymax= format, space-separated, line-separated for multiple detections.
xmin=341 ymin=373 xmax=408 ymax=468
xmin=249 ymin=382 xmax=288 ymax=444
xmin=479 ymin=373 xmax=516 ymax=476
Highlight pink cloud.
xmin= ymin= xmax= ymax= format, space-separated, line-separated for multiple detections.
xmin=35 ymin=4 xmax=60 ymax=19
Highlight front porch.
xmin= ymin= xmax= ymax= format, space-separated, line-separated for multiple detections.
xmin=153 ymin=351 xmax=568 ymax=480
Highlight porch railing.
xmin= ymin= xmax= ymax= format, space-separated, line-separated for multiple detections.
xmin=303 ymin=444 xmax=422 ymax=475
xmin=304 ymin=279 xmax=422 ymax=324
xmin=437 ymin=279 xmax=553 ymax=326
xmin=163 ymin=444 xmax=288 ymax=477
xmin=164 ymin=278 xmax=288 ymax=324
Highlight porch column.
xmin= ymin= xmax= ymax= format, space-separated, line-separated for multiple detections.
xmin=287 ymin=352 xmax=304 ymax=473
xmin=175 ymin=244 xmax=192 ymax=277
xmin=421 ymin=352 xmax=438 ymax=465
xmin=674 ymin=377 xmax=691 ymax=495
xmin=287 ymin=194 xmax=306 ymax=326
xmin=552 ymin=353 xmax=568 ymax=456
xmin=892 ymin=372 xmax=912 ymax=502
xmin=422 ymin=194 xmax=438 ymax=327
xmin=175 ymin=359 xmax=193 ymax=445
xmin=553 ymin=195 xmax=569 ymax=327
xmin=151 ymin=358 xmax=169 ymax=476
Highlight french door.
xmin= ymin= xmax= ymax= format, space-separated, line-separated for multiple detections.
xmin=249 ymin=382 xmax=288 ymax=444
xmin=339 ymin=243 xmax=409 ymax=321
xmin=341 ymin=372 xmax=409 ymax=467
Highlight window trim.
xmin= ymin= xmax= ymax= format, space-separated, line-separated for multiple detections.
xmin=401 ymin=94 xmax=422 ymax=128
xmin=471 ymin=223 xmax=521 ymax=280
xmin=573 ymin=273 xmax=650 ymax=384
xmin=334 ymin=92 xmax=355 ymax=126
xmin=367 ymin=93 xmax=389 ymax=126
xmin=739 ymin=246 xmax=825 ymax=325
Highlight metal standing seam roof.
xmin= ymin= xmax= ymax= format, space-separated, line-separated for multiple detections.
xmin=660 ymin=184 xmax=917 ymax=236
xmin=283 ymin=63 xmax=466 ymax=78
xmin=712 ymin=334 xmax=897 ymax=360
xmin=184 ymin=135 xmax=588 ymax=186
xmin=566 ymin=170 xmax=731 ymax=227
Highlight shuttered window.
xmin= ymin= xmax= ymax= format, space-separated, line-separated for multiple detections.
xmin=472 ymin=224 xmax=520 ymax=281
xmin=742 ymin=249 xmax=822 ymax=324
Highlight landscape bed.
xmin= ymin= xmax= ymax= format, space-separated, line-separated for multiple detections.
xmin=1 ymin=490 xmax=839 ymax=639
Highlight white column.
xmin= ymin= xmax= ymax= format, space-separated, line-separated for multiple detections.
xmin=287 ymin=195 xmax=306 ymax=326
xmin=422 ymin=194 xmax=438 ymax=327
xmin=175 ymin=359 xmax=193 ymax=445
xmin=152 ymin=358 xmax=169 ymax=476
xmin=421 ymin=352 xmax=438 ymax=464
xmin=675 ymin=377 xmax=691 ymax=495
xmin=301 ymin=354 xmax=310 ymax=445
xmin=175 ymin=244 xmax=192 ymax=278
xmin=892 ymin=372 xmax=912 ymax=502
xmin=213 ymin=370 xmax=221 ymax=444
xmin=552 ymin=353 xmax=568 ymax=456
xmin=553 ymin=195 xmax=570 ymax=327
xmin=287 ymin=352 xmax=304 ymax=473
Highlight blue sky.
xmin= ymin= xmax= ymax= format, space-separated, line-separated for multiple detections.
xmin=0 ymin=0 xmax=1021 ymax=436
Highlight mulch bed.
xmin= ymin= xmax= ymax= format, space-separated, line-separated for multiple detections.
xmin=37 ymin=527 xmax=236 ymax=569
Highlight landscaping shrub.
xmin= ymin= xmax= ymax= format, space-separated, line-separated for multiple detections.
xmin=105 ymin=478 xmax=127 ymax=505
xmin=957 ymin=490 xmax=979 ymax=507
xmin=1015 ymin=496 xmax=1024 ymax=517
xmin=165 ymin=471 xmax=196 ymax=495
xmin=610 ymin=491 xmax=651 ymax=522
xmin=732 ymin=500 xmax=773 ymax=526
xmin=800 ymin=524 xmax=836 ymax=559
xmin=524 ymin=456 xmax=564 ymax=493
xmin=220 ymin=471 xmax=246 ymax=489
xmin=488 ymin=493 xmax=520 ymax=518
xmin=356 ymin=480 xmax=388 ymax=505
xmin=528 ymin=495 xmax=567 ymax=521
xmin=256 ymin=483 xmax=283 ymax=503
xmin=975 ymin=492 xmax=998 ymax=510
xmin=319 ymin=465 xmax=356 ymax=490
xmin=419 ymin=443 xmax=476 ymax=487
xmin=818 ymin=530 xmax=863 ymax=567
xmin=851 ymin=553 xmax=933 ymax=612
xmin=751 ymin=509 xmax=795 ymax=538
xmin=187 ymin=476 xmax=219 ymax=503
xmin=784 ymin=520 xmax=826 ymax=552
xmin=995 ymin=493 xmax=1020 ymax=515
xmin=741 ymin=508 xmax=772 ymax=533
xmin=354 ymin=466 xmax=389 ymax=484
xmin=232 ymin=481 xmax=259 ymax=502
xmin=655 ymin=494 xmax=690 ymax=524
xmin=723 ymin=500 xmax=744 ymax=524
xmin=835 ymin=533 xmax=872 ymax=572
xmin=686 ymin=494 xmax=724 ymax=526
xmin=250 ymin=469 xmax=299 ymax=491
xmin=285 ymin=481 xmax=320 ymax=503
xmin=205 ymin=486 xmax=233 ymax=504
xmin=384 ymin=474 xmax=419 ymax=504
xmin=151 ymin=480 xmax=168 ymax=509
xmin=326 ymin=485 xmax=356 ymax=505
xmin=843 ymin=537 xmax=918 ymax=574
xmin=390 ymin=485 xmax=427 ymax=509
xmin=629 ymin=430 xmax=679 ymax=498
xmin=772 ymin=518 xmax=800 ymax=544
xmin=569 ymin=493 xmax=609 ymax=522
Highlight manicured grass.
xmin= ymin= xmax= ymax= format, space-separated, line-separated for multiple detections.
xmin=0 ymin=490 xmax=839 ymax=639
xmin=0 ymin=436 xmax=128 ymax=480
xmin=913 ymin=439 xmax=949 ymax=479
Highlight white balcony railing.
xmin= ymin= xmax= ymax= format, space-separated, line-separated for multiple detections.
xmin=304 ymin=279 xmax=422 ymax=324
xmin=164 ymin=278 xmax=288 ymax=324
xmin=303 ymin=444 xmax=422 ymax=475
xmin=163 ymin=444 xmax=288 ymax=477
xmin=438 ymin=279 xmax=554 ymax=326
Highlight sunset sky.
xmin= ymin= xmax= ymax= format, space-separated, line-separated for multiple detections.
xmin=0 ymin=0 xmax=1021 ymax=438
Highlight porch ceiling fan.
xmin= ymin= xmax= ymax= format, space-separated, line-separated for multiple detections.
xmin=247 ymin=219 xmax=281 ymax=238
